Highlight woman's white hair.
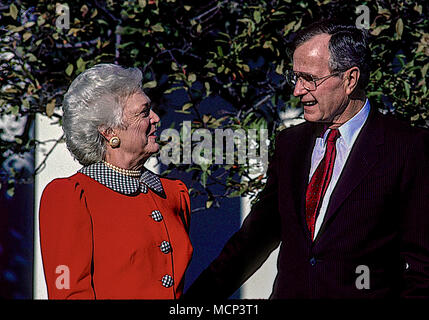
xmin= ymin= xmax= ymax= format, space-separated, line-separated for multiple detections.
xmin=62 ymin=63 xmax=143 ymax=165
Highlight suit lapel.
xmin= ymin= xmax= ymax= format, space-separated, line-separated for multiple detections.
xmin=314 ymin=109 xmax=385 ymax=240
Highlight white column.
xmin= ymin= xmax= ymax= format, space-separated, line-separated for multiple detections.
xmin=239 ymin=110 xmax=304 ymax=298
xmin=240 ymin=194 xmax=279 ymax=299
xmin=33 ymin=113 xmax=80 ymax=299
xmin=239 ymin=138 xmax=279 ymax=298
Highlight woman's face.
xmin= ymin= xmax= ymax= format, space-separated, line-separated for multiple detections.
xmin=114 ymin=91 xmax=160 ymax=164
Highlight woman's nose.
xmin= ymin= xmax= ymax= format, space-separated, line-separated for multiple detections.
xmin=150 ymin=110 xmax=160 ymax=124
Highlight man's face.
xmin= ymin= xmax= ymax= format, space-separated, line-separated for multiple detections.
xmin=292 ymin=34 xmax=348 ymax=124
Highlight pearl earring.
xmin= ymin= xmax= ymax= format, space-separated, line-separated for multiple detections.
xmin=109 ymin=136 xmax=120 ymax=148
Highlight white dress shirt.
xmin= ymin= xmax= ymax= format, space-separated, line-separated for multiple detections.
xmin=309 ymin=99 xmax=370 ymax=240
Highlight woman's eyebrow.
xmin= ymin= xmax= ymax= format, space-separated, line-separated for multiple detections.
xmin=140 ymin=102 xmax=151 ymax=111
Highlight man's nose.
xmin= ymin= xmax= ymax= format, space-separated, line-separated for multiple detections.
xmin=293 ymin=78 xmax=307 ymax=97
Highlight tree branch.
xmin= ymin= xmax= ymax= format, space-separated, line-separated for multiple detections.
xmin=34 ymin=134 xmax=65 ymax=175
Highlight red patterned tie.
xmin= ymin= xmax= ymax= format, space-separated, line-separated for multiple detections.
xmin=306 ymin=129 xmax=340 ymax=240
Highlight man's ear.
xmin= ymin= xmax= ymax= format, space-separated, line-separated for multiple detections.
xmin=344 ymin=66 xmax=360 ymax=95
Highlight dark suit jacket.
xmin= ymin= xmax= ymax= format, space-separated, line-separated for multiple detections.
xmin=185 ymin=107 xmax=429 ymax=298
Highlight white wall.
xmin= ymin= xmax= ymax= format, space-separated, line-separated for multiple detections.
xmin=33 ymin=114 xmax=81 ymax=299
xmin=33 ymin=115 xmax=80 ymax=299
xmin=240 ymin=194 xmax=279 ymax=299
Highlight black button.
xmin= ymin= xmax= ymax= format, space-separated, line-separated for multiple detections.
xmin=160 ymin=241 xmax=171 ymax=254
xmin=310 ymin=257 xmax=316 ymax=266
xmin=150 ymin=210 xmax=163 ymax=222
xmin=161 ymin=274 xmax=174 ymax=288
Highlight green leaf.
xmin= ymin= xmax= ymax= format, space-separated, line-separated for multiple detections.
xmin=8 ymin=105 xmax=19 ymax=115
xmin=404 ymin=81 xmax=410 ymax=98
xmin=188 ymin=73 xmax=197 ymax=83
xmin=283 ymin=21 xmax=296 ymax=36
xmin=228 ymin=189 xmax=244 ymax=198
xmin=143 ymin=80 xmax=157 ymax=89
xmin=253 ymin=10 xmax=261 ymax=24
xmin=7 ymin=186 xmax=15 ymax=198
xmin=217 ymin=46 xmax=223 ymax=57
xmin=151 ymin=23 xmax=164 ymax=32
xmin=23 ymin=32 xmax=32 ymax=42
xmin=202 ymin=114 xmax=211 ymax=124
xmin=9 ymin=4 xmax=18 ymax=20
xmin=263 ymin=41 xmax=273 ymax=51
xmin=414 ymin=4 xmax=423 ymax=14
xmin=65 ymin=64 xmax=74 ymax=76
xmin=97 ymin=19 xmax=109 ymax=26
xmin=46 ymin=99 xmax=56 ymax=117
xmin=26 ymin=53 xmax=37 ymax=62
xmin=275 ymin=60 xmax=284 ymax=75
xmin=24 ymin=21 xmax=35 ymax=28
xmin=395 ymin=18 xmax=404 ymax=39
xmin=367 ymin=91 xmax=383 ymax=97
xmin=204 ymin=82 xmax=211 ymax=96
xmin=171 ymin=62 xmax=179 ymax=71
xmin=371 ymin=24 xmax=389 ymax=36
xmin=204 ymin=61 xmax=216 ymax=68
xmin=181 ymin=102 xmax=193 ymax=111
xmin=76 ymin=57 xmax=86 ymax=73
xmin=200 ymin=171 xmax=207 ymax=188
xmin=8 ymin=25 xmax=25 ymax=33
xmin=164 ymin=86 xmax=183 ymax=94
xmin=91 ymin=8 xmax=98 ymax=18
xmin=206 ymin=199 xmax=213 ymax=208
xmin=411 ymin=114 xmax=419 ymax=121
xmin=374 ymin=70 xmax=382 ymax=81
xmin=37 ymin=15 xmax=45 ymax=26
xmin=175 ymin=110 xmax=191 ymax=115
xmin=421 ymin=64 xmax=429 ymax=78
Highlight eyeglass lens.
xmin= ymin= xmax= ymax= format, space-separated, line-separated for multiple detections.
xmin=287 ymin=72 xmax=316 ymax=91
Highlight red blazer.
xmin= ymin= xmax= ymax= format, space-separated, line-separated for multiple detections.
xmin=39 ymin=167 xmax=193 ymax=299
xmin=185 ymin=108 xmax=429 ymax=298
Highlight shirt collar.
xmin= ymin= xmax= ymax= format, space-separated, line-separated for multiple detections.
xmin=78 ymin=162 xmax=165 ymax=196
xmin=322 ymin=98 xmax=370 ymax=147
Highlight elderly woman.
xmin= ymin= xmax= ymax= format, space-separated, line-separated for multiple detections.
xmin=39 ymin=64 xmax=192 ymax=299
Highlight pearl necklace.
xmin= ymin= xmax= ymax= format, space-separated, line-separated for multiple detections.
xmin=102 ymin=160 xmax=141 ymax=177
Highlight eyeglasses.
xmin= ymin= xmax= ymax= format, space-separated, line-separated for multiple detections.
xmin=285 ymin=70 xmax=342 ymax=91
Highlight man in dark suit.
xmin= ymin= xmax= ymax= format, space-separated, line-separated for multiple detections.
xmin=185 ymin=19 xmax=429 ymax=298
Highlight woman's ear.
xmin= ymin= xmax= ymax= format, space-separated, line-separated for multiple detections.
xmin=98 ymin=126 xmax=115 ymax=142
xmin=344 ymin=66 xmax=360 ymax=95
xmin=98 ymin=126 xmax=121 ymax=148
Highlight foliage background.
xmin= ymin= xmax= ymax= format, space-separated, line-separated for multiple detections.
xmin=0 ymin=0 xmax=427 ymax=298
xmin=1 ymin=0 xmax=428 ymax=202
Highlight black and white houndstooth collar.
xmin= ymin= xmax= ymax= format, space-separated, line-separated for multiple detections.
xmin=79 ymin=162 xmax=164 ymax=196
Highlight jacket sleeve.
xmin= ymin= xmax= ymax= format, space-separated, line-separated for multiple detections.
xmin=400 ymin=129 xmax=429 ymax=298
xmin=39 ymin=178 xmax=95 ymax=299
xmin=184 ymin=138 xmax=282 ymax=300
